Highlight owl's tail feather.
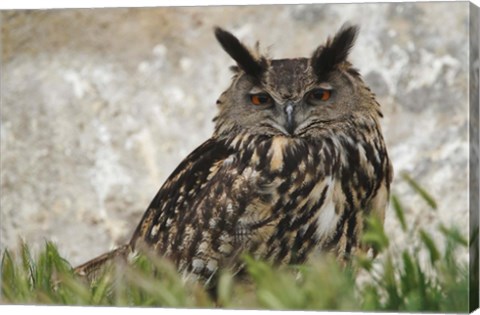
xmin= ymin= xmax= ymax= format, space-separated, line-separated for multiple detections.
xmin=73 ymin=244 xmax=132 ymax=279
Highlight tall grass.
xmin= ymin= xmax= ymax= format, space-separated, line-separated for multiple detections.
xmin=0 ymin=175 xmax=470 ymax=312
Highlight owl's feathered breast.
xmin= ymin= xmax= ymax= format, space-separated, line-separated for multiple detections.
xmin=130 ymin=119 xmax=391 ymax=279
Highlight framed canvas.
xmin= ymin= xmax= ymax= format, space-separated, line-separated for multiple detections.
xmin=1 ymin=1 xmax=479 ymax=314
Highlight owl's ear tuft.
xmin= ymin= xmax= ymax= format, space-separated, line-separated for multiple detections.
xmin=311 ymin=24 xmax=359 ymax=78
xmin=214 ymin=27 xmax=266 ymax=80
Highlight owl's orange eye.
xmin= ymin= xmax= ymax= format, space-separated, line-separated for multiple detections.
xmin=250 ymin=93 xmax=272 ymax=106
xmin=309 ymin=88 xmax=332 ymax=102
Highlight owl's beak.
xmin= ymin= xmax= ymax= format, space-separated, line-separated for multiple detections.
xmin=284 ymin=103 xmax=296 ymax=135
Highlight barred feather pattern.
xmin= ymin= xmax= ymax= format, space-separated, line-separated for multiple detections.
xmin=129 ymin=113 xmax=391 ymax=283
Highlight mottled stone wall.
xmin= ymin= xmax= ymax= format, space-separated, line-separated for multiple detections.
xmin=1 ymin=3 xmax=472 ymax=266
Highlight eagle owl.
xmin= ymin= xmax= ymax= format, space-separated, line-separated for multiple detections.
xmin=75 ymin=24 xmax=393 ymax=285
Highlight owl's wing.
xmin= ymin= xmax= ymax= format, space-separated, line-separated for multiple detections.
xmin=130 ymin=137 xmax=233 ymax=247
xmin=130 ymin=137 xmax=266 ymax=273
xmin=129 ymin=136 xmax=337 ymax=279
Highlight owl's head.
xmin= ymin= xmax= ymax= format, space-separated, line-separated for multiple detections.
xmin=212 ymin=24 xmax=383 ymax=138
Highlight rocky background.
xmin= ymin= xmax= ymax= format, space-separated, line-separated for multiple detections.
xmin=1 ymin=3 xmax=474 ymax=267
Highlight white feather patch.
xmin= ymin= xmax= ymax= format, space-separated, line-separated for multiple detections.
xmin=314 ymin=178 xmax=339 ymax=242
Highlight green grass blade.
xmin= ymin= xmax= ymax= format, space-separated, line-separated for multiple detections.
xmin=419 ymin=230 xmax=440 ymax=265
xmin=1 ymin=249 xmax=18 ymax=301
xmin=439 ymin=225 xmax=468 ymax=247
xmin=20 ymin=242 xmax=40 ymax=293
xmin=362 ymin=216 xmax=389 ymax=253
xmin=400 ymin=250 xmax=416 ymax=294
xmin=217 ymin=271 xmax=234 ymax=307
xmin=401 ymin=173 xmax=437 ymax=209
xmin=391 ymin=194 xmax=407 ymax=231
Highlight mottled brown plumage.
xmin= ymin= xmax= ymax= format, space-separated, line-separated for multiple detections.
xmin=75 ymin=24 xmax=393 ymax=286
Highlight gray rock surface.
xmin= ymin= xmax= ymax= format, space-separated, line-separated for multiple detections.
xmin=1 ymin=3 xmax=473 ymax=266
